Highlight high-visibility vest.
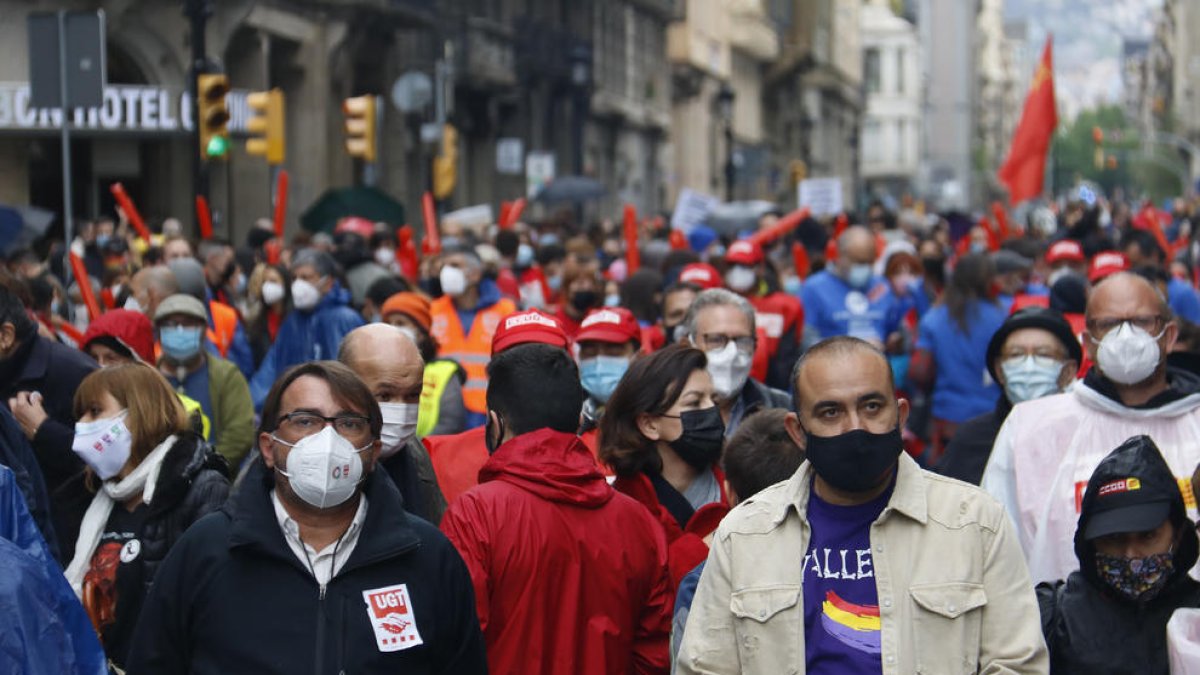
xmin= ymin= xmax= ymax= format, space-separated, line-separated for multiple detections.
xmin=207 ymin=300 xmax=238 ymax=358
xmin=177 ymin=392 xmax=210 ymax=440
xmin=417 ymin=360 xmax=461 ymax=439
xmin=429 ymin=296 xmax=516 ymax=414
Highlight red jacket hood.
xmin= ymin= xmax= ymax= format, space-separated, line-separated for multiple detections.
xmin=80 ymin=309 xmax=155 ymax=363
xmin=479 ymin=428 xmax=613 ymax=508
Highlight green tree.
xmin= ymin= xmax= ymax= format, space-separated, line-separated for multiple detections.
xmin=1050 ymin=105 xmax=1185 ymax=201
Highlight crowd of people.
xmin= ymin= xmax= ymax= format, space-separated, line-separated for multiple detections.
xmin=2 ymin=193 xmax=1200 ymax=673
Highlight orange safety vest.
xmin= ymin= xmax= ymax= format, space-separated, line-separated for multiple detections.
xmin=207 ymin=300 xmax=238 ymax=358
xmin=429 ymin=295 xmax=516 ymax=414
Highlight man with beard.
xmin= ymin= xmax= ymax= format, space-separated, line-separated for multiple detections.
xmin=983 ymin=272 xmax=1200 ymax=584
xmin=677 ymin=337 xmax=1047 ymax=674
xmin=126 ymin=361 xmax=485 ymax=673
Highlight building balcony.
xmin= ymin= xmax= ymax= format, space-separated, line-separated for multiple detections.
xmin=667 ymin=22 xmax=729 ymax=78
xmin=727 ymin=0 xmax=780 ymax=62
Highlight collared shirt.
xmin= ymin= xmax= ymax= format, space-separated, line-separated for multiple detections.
xmin=270 ymin=490 xmax=368 ymax=586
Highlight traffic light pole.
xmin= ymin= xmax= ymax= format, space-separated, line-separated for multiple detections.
xmin=185 ymin=0 xmax=211 ymax=225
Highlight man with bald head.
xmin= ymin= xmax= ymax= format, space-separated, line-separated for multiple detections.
xmin=983 ymin=271 xmax=1200 ymax=584
xmin=800 ymin=225 xmax=899 ymax=345
xmin=126 ymin=265 xmax=179 ymax=319
xmin=678 ymin=336 xmax=1046 ymax=674
xmin=339 ymin=324 xmax=447 ymax=524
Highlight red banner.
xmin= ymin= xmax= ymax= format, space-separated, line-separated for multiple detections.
xmin=109 ymin=183 xmax=151 ymax=243
xmin=69 ymin=252 xmax=101 ymax=321
xmin=421 ymin=192 xmax=441 ymax=255
xmin=623 ymin=204 xmax=640 ymax=274
xmin=273 ymin=170 xmax=289 ymax=239
xmin=195 ymin=196 xmax=213 ymax=240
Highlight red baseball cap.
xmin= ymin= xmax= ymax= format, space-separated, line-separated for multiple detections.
xmin=725 ymin=240 xmax=764 ymax=266
xmin=1046 ymin=240 xmax=1085 ymax=264
xmin=1089 ymin=251 xmax=1130 ymax=283
xmin=576 ymin=307 xmax=641 ymax=345
xmin=678 ymin=263 xmax=722 ymax=290
xmin=491 ymin=309 xmax=570 ymax=354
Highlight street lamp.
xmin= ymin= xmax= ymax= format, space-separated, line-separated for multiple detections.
xmin=569 ymin=44 xmax=592 ymax=176
xmin=716 ymin=83 xmax=736 ymax=201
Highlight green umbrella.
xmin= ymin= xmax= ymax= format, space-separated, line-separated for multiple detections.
xmin=299 ymin=186 xmax=406 ymax=233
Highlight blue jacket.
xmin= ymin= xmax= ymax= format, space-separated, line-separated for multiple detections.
xmin=250 ymin=283 xmax=364 ymax=408
xmin=0 ymin=465 xmax=107 ymax=675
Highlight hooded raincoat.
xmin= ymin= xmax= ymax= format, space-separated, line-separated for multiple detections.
xmin=983 ymin=367 xmax=1200 ymax=583
xmin=1037 ymin=435 xmax=1200 ymax=674
xmin=441 ymin=428 xmax=673 ymax=675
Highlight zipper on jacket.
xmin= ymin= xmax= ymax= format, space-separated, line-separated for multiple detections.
xmin=314 ymin=582 xmax=327 ymax=675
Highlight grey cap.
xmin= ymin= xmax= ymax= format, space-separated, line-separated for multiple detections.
xmin=991 ymin=249 xmax=1033 ymax=275
xmin=154 ymin=293 xmax=208 ymax=324
xmin=167 ymin=258 xmax=207 ymax=301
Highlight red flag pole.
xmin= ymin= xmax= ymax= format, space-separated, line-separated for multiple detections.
xmin=422 ymin=192 xmax=441 ymax=255
xmin=623 ymin=204 xmax=640 ymax=273
xmin=68 ymin=252 xmax=101 ymax=321
xmin=502 ymin=198 xmax=527 ymax=229
xmin=109 ymin=183 xmax=152 ymax=243
xmin=748 ymin=207 xmax=811 ymax=247
xmin=195 ymin=196 xmax=213 ymax=240
xmin=273 ymin=170 xmax=289 ymax=240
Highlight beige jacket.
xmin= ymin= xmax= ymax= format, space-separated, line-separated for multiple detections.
xmin=676 ymin=454 xmax=1048 ymax=675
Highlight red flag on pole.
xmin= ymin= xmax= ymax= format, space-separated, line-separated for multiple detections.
xmin=623 ymin=204 xmax=640 ymax=274
xmin=195 ymin=196 xmax=213 ymax=240
xmin=998 ymin=36 xmax=1057 ymax=205
xmin=273 ymin=170 xmax=289 ymax=239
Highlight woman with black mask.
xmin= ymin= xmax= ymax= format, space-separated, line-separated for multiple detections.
xmin=598 ymin=343 xmax=729 ymax=587
xmin=1038 ymin=435 xmax=1200 ymax=674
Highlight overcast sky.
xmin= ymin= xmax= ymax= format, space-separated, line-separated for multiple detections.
xmin=1005 ymin=0 xmax=1163 ymax=120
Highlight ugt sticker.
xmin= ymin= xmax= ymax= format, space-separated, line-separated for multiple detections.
xmin=363 ymin=584 xmax=423 ymax=652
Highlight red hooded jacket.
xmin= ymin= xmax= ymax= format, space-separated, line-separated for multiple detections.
xmin=441 ymin=428 xmax=672 ymax=675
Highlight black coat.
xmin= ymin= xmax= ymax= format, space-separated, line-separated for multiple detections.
xmin=1037 ymin=435 xmax=1200 ymax=674
xmin=381 ymin=437 xmax=448 ymax=526
xmin=0 ymin=333 xmax=98 ymax=554
xmin=126 ymin=460 xmax=487 ymax=675
xmin=934 ymin=397 xmax=1011 ymax=485
xmin=0 ymin=405 xmax=58 ymax=560
xmin=73 ymin=433 xmax=229 ymax=667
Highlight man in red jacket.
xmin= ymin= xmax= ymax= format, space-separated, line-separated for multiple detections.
xmin=441 ymin=343 xmax=672 ymax=675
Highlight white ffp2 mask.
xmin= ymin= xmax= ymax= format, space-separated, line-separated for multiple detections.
xmin=378 ymin=402 xmax=420 ymax=458
xmin=274 ymin=426 xmax=371 ymax=509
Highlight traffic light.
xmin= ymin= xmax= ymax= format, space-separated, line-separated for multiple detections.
xmin=246 ymin=89 xmax=286 ymax=164
xmin=197 ymin=74 xmax=230 ymax=159
xmin=343 ymin=95 xmax=377 ymax=163
xmin=1092 ymin=126 xmax=1104 ymax=170
xmin=432 ymin=123 xmax=458 ymax=199
xmin=1106 ymin=155 xmax=1118 ymax=170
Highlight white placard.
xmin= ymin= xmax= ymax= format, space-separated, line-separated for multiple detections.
xmin=525 ymin=151 xmax=556 ymax=198
xmin=798 ymin=178 xmax=844 ymax=217
xmin=496 ymin=137 xmax=523 ymax=175
xmin=670 ymin=187 xmax=720 ymax=234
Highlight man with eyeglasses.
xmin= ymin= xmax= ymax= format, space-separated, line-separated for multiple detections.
xmin=983 ymin=272 xmax=1200 ymax=584
xmin=680 ymin=288 xmax=790 ymax=437
xmin=126 ymin=361 xmax=486 ymax=674
xmin=936 ymin=307 xmax=1081 ymax=485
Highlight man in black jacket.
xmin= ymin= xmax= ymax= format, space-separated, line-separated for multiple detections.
xmin=0 ymin=280 xmax=97 ymax=554
xmin=1038 ymin=435 xmax=1200 ymax=674
xmin=339 ymin=324 xmax=448 ymax=524
xmin=936 ymin=306 xmax=1080 ymax=484
xmin=126 ymin=361 xmax=485 ymax=674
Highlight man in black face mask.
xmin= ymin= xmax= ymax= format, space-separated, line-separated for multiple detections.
xmin=677 ymin=336 xmax=1047 ymax=674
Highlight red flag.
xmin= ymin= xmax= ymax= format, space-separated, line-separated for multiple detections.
xmin=623 ymin=204 xmax=640 ymax=273
xmin=998 ymin=36 xmax=1057 ymax=204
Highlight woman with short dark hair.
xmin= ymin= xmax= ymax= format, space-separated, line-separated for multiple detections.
xmin=599 ymin=343 xmax=730 ymax=586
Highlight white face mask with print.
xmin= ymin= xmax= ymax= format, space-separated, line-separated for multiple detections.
xmin=273 ymin=426 xmax=371 ymax=509
xmin=72 ymin=411 xmax=133 ymax=480
xmin=378 ymin=402 xmax=420 ymax=458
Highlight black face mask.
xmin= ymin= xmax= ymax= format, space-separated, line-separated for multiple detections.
xmin=664 ymin=323 xmax=682 ymax=345
xmin=921 ymin=258 xmax=945 ymax=285
xmin=571 ymin=290 xmax=598 ymax=312
xmin=803 ymin=425 xmax=902 ymax=493
xmin=666 ymin=407 xmax=726 ymax=469
xmin=485 ymin=414 xmax=507 ymax=455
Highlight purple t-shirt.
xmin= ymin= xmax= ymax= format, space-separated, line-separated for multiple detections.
xmin=802 ymin=482 xmax=894 ymax=674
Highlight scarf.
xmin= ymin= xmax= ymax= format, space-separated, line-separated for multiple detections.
xmin=64 ymin=435 xmax=177 ymax=597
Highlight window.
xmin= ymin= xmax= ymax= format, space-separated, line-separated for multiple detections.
xmin=865 ymin=48 xmax=882 ymax=94
xmin=896 ymin=48 xmax=905 ymax=95
xmin=895 ymin=120 xmax=907 ymax=164
xmin=863 ymin=119 xmax=882 ymax=164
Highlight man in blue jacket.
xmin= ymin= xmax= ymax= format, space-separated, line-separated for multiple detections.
xmin=250 ymin=250 xmax=364 ymax=408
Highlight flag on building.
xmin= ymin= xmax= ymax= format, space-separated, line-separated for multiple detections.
xmin=998 ymin=36 xmax=1057 ymax=205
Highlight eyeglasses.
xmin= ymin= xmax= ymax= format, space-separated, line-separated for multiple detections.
xmin=1086 ymin=315 xmax=1168 ymax=338
xmin=999 ymin=348 xmax=1066 ymax=363
xmin=276 ymin=412 xmax=372 ymax=441
xmin=696 ymin=333 xmax=755 ymax=354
